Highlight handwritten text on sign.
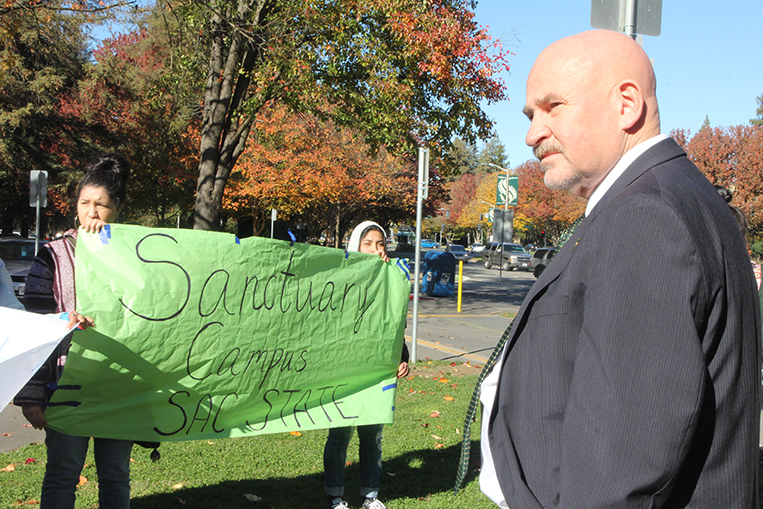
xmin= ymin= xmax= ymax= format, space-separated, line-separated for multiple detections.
xmin=45 ymin=225 xmax=409 ymax=441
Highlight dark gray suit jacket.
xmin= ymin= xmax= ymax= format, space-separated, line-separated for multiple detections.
xmin=488 ymin=139 xmax=761 ymax=508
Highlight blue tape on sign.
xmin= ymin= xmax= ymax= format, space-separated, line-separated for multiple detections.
xmin=396 ymin=258 xmax=411 ymax=280
xmin=382 ymin=383 xmax=397 ymax=391
xmin=287 ymin=229 xmax=296 ymax=246
xmin=42 ymin=401 xmax=82 ymax=408
xmin=345 ymin=251 xmax=350 ymax=259
xmin=235 ymin=237 xmax=241 ymax=244
xmin=47 ymin=383 xmax=82 ymax=391
xmin=99 ymin=224 xmax=111 ymax=244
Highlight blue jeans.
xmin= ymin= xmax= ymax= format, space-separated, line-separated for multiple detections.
xmin=41 ymin=429 xmax=133 ymax=509
xmin=324 ymin=424 xmax=383 ymax=499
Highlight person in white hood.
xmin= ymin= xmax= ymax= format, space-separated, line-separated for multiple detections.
xmin=323 ymin=221 xmax=410 ymax=509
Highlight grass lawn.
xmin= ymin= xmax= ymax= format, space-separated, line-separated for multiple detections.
xmin=0 ymin=361 xmax=487 ymax=509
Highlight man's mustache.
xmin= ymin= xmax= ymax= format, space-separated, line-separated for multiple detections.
xmin=534 ymin=141 xmax=563 ymax=162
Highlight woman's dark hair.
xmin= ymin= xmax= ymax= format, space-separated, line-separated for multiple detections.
xmin=358 ymin=224 xmax=386 ymax=251
xmin=715 ymin=185 xmax=748 ymax=237
xmin=714 ymin=184 xmax=733 ymax=204
xmin=76 ymin=153 xmax=131 ymax=206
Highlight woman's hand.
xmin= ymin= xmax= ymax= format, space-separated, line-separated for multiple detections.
xmin=21 ymin=404 xmax=47 ymax=430
xmin=397 ymin=361 xmax=410 ymax=378
xmin=67 ymin=311 xmax=95 ymax=331
xmin=79 ymin=216 xmax=109 ymax=234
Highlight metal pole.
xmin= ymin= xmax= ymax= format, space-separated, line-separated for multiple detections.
xmin=34 ymin=194 xmax=40 ymax=254
xmin=411 ymin=147 xmax=428 ymax=364
xmin=624 ymin=0 xmax=637 ymax=39
xmin=457 ymin=260 xmax=463 ymax=313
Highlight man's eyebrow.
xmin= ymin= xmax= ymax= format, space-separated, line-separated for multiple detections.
xmin=523 ymin=93 xmax=565 ymax=118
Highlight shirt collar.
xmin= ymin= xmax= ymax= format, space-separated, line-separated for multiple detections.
xmin=585 ymin=133 xmax=669 ymax=216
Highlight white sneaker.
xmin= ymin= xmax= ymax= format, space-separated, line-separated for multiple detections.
xmin=328 ymin=497 xmax=349 ymax=509
xmin=362 ymin=498 xmax=387 ymax=509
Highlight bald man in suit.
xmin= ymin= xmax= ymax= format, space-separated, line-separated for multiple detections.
xmin=480 ymin=30 xmax=760 ymax=508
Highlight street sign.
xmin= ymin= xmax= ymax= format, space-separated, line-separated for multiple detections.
xmin=496 ymin=175 xmax=518 ymax=207
xmin=591 ymin=0 xmax=662 ymax=37
xmin=30 ymin=170 xmax=48 ymax=208
xmin=493 ymin=209 xmax=514 ymax=245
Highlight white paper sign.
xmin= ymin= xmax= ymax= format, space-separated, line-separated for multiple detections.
xmin=0 ymin=307 xmax=70 ymax=411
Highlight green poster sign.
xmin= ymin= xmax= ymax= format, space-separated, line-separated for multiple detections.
xmin=46 ymin=225 xmax=409 ymax=442
xmin=496 ymin=174 xmax=519 ymax=206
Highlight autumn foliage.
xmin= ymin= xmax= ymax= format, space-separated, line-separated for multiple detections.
xmin=673 ymin=125 xmax=763 ymax=241
xmin=224 ymin=102 xmax=418 ymax=244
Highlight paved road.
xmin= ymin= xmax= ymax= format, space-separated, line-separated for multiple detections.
xmin=0 ymin=258 xmax=534 ymax=453
xmin=405 ymin=259 xmax=534 ymax=364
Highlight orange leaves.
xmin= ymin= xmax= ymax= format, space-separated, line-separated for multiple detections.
xmin=2 ymin=464 xmax=15 ymax=472
xmin=289 ymin=431 xmax=302 ymax=437
xmin=224 ymin=101 xmax=417 ymax=230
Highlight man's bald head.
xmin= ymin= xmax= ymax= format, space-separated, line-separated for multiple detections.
xmin=523 ymin=30 xmax=661 ymax=197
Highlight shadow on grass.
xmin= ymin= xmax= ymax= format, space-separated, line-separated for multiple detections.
xmin=130 ymin=442 xmax=481 ymax=509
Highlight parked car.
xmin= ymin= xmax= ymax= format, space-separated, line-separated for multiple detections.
xmin=482 ymin=242 xmax=532 ymax=271
xmin=470 ymin=242 xmax=485 ymax=254
xmin=0 ymin=237 xmax=46 ymax=300
xmin=531 ymin=247 xmax=557 ymax=277
xmin=445 ymin=244 xmax=470 ymax=262
xmin=524 ymin=243 xmax=539 ymax=253
xmin=420 ymin=239 xmax=439 ymax=248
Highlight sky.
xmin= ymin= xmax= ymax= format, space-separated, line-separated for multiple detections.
xmin=470 ymin=0 xmax=763 ymax=167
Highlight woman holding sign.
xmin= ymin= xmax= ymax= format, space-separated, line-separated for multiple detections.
xmin=14 ymin=154 xmax=134 ymax=509
xmin=323 ymin=221 xmax=410 ymax=509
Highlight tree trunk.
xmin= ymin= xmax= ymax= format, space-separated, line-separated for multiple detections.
xmin=193 ymin=0 xmax=270 ymax=230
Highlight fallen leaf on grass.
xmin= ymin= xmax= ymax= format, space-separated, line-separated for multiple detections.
xmin=2 ymin=432 xmax=12 ymax=437
xmin=243 ymin=493 xmax=262 ymax=502
xmin=428 ymin=411 xmax=441 ymax=418
xmin=77 ymin=476 xmax=87 ymax=486
xmin=443 ymin=396 xmax=454 ymax=401
xmin=418 ymin=495 xmax=432 ymax=501
xmin=438 ymin=378 xmax=449 ymax=383
xmin=207 ymin=441 xmax=215 ymax=445
xmin=346 ymin=461 xmax=353 ymax=466
xmin=129 ymin=458 xmax=135 ymax=463
xmin=434 ymin=443 xmax=444 ymax=449
xmin=171 ymin=483 xmax=184 ymax=490
xmin=430 ymin=434 xmax=442 ymax=440
xmin=421 ymin=423 xmax=429 ymax=428
xmin=22 ymin=423 xmax=33 ymax=428
xmin=10 ymin=500 xmax=39 ymax=506
xmin=455 ymin=428 xmax=461 ymax=435
xmin=2 ymin=464 xmax=16 ymax=472
xmin=450 ymin=362 xmax=457 ymax=366
xmin=25 ymin=458 xmax=35 ymax=464
xmin=290 ymin=431 xmax=302 ymax=437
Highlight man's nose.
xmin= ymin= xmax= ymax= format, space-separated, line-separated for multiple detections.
xmin=525 ymin=117 xmax=549 ymax=148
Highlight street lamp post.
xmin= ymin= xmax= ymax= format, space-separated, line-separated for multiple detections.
xmin=482 ymin=162 xmax=512 ymax=282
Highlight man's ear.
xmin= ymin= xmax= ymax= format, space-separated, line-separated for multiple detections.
xmin=617 ymin=80 xmax=645 ymax=132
